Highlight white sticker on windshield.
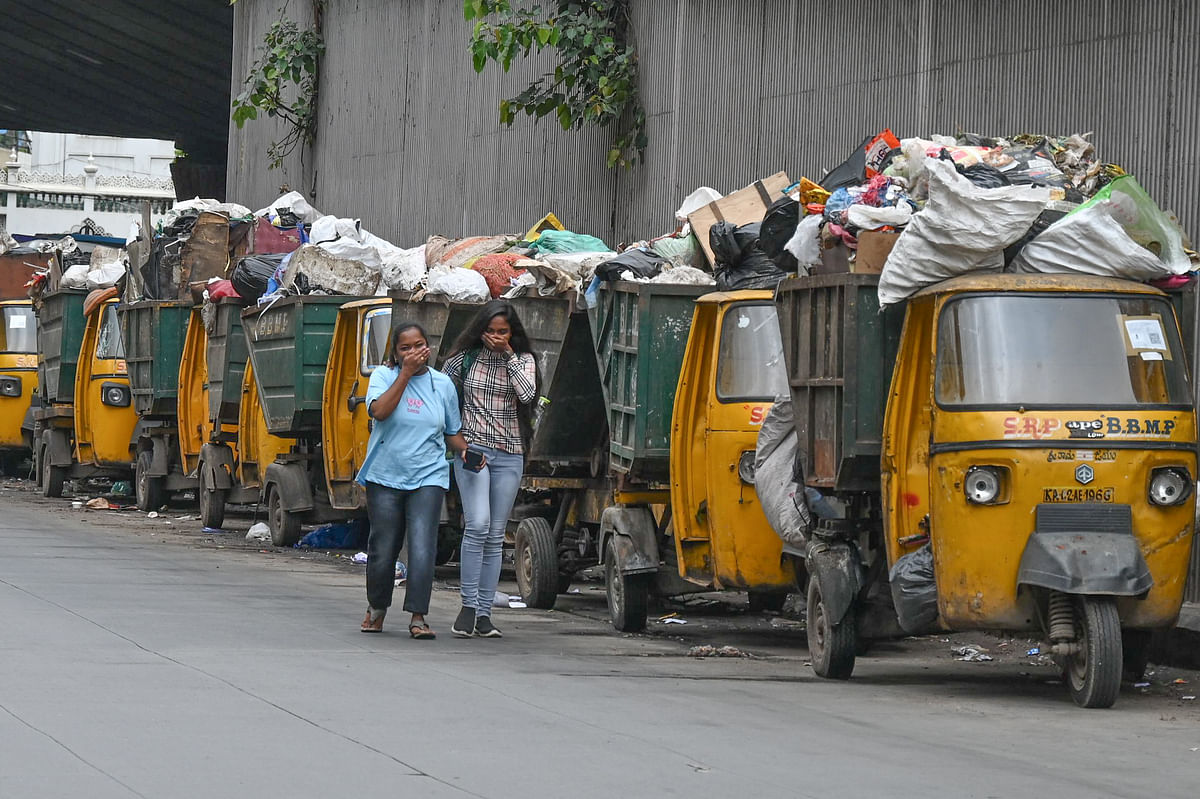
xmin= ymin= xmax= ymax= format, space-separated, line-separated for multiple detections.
xmin=9 ymin=315 xmax=26 ymax=329
xmin=1124 ymin=318 xmax=1166 ymax=350
xmin=1140 ymin=350 xmax=1164 ymax=361
xmin=737 ymin=314 xmax=750 ymax=328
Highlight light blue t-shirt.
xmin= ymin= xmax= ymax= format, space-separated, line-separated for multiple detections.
xmin=355 ymin=366 xmax=462 ymax=490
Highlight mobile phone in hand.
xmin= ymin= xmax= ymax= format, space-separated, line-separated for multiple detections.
xmin=462 ymin=449 xmax=487 ymax=473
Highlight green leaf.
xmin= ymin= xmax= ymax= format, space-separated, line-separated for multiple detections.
xmin=536 ymin=26 xmax=552 ymax=46
xmin=473 ymin=50 xmax=487 ymax=72
xmin=557 ymin=104 xmax=572 ymax=130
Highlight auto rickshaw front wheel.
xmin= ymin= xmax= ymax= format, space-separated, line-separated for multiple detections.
xmin=197 ymin=467 xmax=226 ymax=530
xmin=1064 ymin=597 xmax=1122 ymax=709
xmin=267 ymin=484 xmax=302 ymax=547
xmin=806 ymin=579 xmax=856 ymax=680
xmin=135 ymin=450 xmax=166 ymax=513
xmin=39 ymin=444 xmax=64 ymax=499
xmin=605 ymin=537 xmax=649 ymax=633
xmin=515 ymin=517 xmax=559 ymax=610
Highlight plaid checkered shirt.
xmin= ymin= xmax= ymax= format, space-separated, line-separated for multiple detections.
xmin=444 ymin=348 xmax=537 ymax=454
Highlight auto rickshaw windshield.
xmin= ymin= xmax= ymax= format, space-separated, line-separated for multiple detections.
xmin=936 ymin=294 xmax=1191 ymax=408
xmin=361 ymin=308 xmax=392 ymax=373
xmin=96 ymin=305 xmax=125 ymax=360
xmin=0 ymin=306 xmax=36 ymax=353
xmin=716 ymin=303 xmax=789 ymax=402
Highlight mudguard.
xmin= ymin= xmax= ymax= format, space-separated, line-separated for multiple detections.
xmin=264 ymin=461 xmax=314 ymax=512
xmin=136 ymin=430 xmax=170 ymax=477
xmin=807 ymin=541 xmax=862 ymax=625
xmin=44 ymin=428 xmax=73 ymax=467
xmin=1017 ymin=531 xmax=1153 ymax=596
xmin=200 ymin=443 xmax=236 ymax=490
xmin=599 ymin=506 xmax=659 ymax=576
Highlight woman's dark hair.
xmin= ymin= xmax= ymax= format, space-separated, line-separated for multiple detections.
xmin=448 ymin=300 xmax=540 ymax=447
xmin=448 ymin=300 xmax=534 ymax=358
xmin=384 ymin=321 xmax=429 ymax=367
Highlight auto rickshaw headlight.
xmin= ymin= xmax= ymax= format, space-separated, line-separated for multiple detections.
xmin=0 ymin=376 xmax=20 ymax=397
xmin=737 ymin=451 xmax=756 ymax=485
xmin=101 ymin=382 xmax=130 ymax=407
xmin=964 ymin=466 xmax=1004 ymax=504
xmin=1149 ymin=467 xmax=1192 ymax=507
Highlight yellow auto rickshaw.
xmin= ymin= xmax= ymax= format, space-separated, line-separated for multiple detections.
xmin=510 ymin=283 xmax=796 ymax=630
xmin=0 ymin=298 xmax=38 ymax=475
xmin=37 ymin=293 xmax=137 ymax=495
xmin=777 ymin=273 xmax=1197 ymax=708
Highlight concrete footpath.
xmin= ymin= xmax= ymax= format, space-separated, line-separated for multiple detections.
xmin=1 ymin=494 xmax=1198 ymax=799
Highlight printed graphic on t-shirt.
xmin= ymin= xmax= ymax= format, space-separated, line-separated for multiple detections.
xmin=407 ymin=397 xmax=425 ymax=414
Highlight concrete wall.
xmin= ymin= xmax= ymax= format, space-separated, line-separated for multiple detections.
xmin=228 ymin=0 xmax=1200 ymax=248
xmin=29 ymin=133 xmax=175 ymax=180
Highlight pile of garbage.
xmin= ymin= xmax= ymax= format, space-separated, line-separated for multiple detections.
xmin=751 ymin=128 xmax=1197 ymax=307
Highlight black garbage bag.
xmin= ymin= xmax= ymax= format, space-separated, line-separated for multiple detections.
xmin=759 ymin=195 xmax=800 ymax=273
xmin=1003 ymin=207 xmax=1073 ymax=266
xmin=230 ymin=254 xmax=286 ymax=301
xmin=162 ymin=209 xmax=201 ymax=239
xmin=957 ymin=162 xmax=1012 ymax=189
xmin=710 ymin=222 xmax=787 ymax=291
xmin=889 ymin=544 xmax=939 ymax=633
xmin=594 ymin=248 xmax=666 ymax=282
xmin=821 ymin=135 xmax=871 ymax=190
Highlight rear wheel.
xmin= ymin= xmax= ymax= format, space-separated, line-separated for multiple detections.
xmin=807 ymin=578 xmax=856 ymax=680
xmin=515 ymin=517 xmax=559 ymax=610
xmin=135 ymin=450 xmax=165 ymax=512
xmin=267 ymin=484 xmax=302 ymax=547
xmin=40 ymin=443 xmax=64 ymax=498
xmin=1065 ymin=596 xmax=1122 ymax=709
xmin=605 ymin=536 xmax=649 ymax=633
xmin=435 ymin=525 xmax=458 ymax=566
xmin=197 ymin=466 xmax=226 ymax=529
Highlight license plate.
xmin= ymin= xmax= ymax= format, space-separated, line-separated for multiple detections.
xmin=1042 ymin=487 xmax=1115 ymax=503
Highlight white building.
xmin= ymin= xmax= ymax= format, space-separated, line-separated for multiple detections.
xmin=0 ymin=132 xmax=176 ymax=240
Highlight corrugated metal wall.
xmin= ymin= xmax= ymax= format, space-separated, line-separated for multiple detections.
xmin=228 ymin=0 xmax=1200 ymax=249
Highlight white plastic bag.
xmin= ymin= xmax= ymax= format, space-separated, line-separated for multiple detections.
xmin=675 ymin=186 xmax=724 ymax=223
xmin=255 ymin=190 xmax=323 ymax=224
xmin=380 ymin=244 xmax=427 ymax=291
xmin=878 ymin=159 xmax=1050 ymax=307
xmin=784 ymin=214 xmax=823 ymax=269
xmin=85 ymin=262 xmax=126 ymax=290
xmin=847 ymin=203 xmax=913 ymax=230
xmin=427 ymin=266 xmax=489 ymax=303
xmin=649 ymin=265 xmax=716 ymax=285
xmin=1011 ymin=202 xmax=1181 ymax=280
xmin=60 ymin=263 xmax=90 ymax=289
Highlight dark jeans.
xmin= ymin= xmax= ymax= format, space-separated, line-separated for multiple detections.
xmin=364 ymin=482 xmax=443 ymax=615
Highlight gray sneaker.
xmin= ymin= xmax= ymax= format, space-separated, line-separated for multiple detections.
xmin=451 ymin=607 xmax=476 ymax=638
xmin=474 ymin=615 xmax=503 ymax=638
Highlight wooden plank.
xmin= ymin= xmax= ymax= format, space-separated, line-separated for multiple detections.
xmin=688 ymin=172 xmax=791 ymax=267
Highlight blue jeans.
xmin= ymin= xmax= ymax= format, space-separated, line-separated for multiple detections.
xmin=364 ymin=482 xmax=443 ymax=615
xmin=453 ymin=445 xmax=524 ymax=616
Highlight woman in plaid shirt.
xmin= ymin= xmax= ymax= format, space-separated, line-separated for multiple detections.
xmin=444 ymin=300 xmax=538 ymax=638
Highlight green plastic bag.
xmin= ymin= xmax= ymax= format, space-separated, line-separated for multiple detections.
xmin=529 ymin=229 xmax=610 ymax=254
xmin=1069 ymin=176 xmax=1190 ymax=271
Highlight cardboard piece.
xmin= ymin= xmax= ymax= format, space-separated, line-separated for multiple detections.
xmin=179 ymin=211 xmax=231 ymax=297
xmin=853 ymin=231 xmax=900 ymax=274
xmin=688 ymin=172 xmax=791 ymax=267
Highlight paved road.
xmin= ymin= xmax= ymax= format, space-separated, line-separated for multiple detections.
xmin=1 ymin=495 xmax=1197 ymax=799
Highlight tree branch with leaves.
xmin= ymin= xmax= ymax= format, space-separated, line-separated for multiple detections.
xmin=465 ymin=0 xmax=646 ymax=168
xmin=231 ymin=3 xmax=325 ymax=170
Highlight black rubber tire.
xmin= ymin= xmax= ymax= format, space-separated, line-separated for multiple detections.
xmin=605 ymin=536 xmax=650 ymax=633
xmin=197 ymin=467 xmax=226 ymax=530
xmin=135 ymin=450 xmax=165 ymax=512
xmin=807 ymin=578 xmax=857 ymax=680
xmin=1065 ymin=596 xmax=1122 ymax=709
xmin=748 ymin=590 xmax=789 ymax=613
xmin=267 ymin=484 xmax=302 ymax=547
xmin=515 ymin=517 xmax=559 ymax=610
xmin=41 ymin=443 xmax=64 ymax=499
xmin=0 ymin=451 xmax=23 ymax=477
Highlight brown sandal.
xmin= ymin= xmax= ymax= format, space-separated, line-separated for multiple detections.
xmin=361 ymin=608 xmax=386 ymax=633
xmin=409 ymin=623 xmax=436 ymax=640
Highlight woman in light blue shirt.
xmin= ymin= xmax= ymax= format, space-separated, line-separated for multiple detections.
xmin=357 ymin=321 xmax=467 ymax=638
